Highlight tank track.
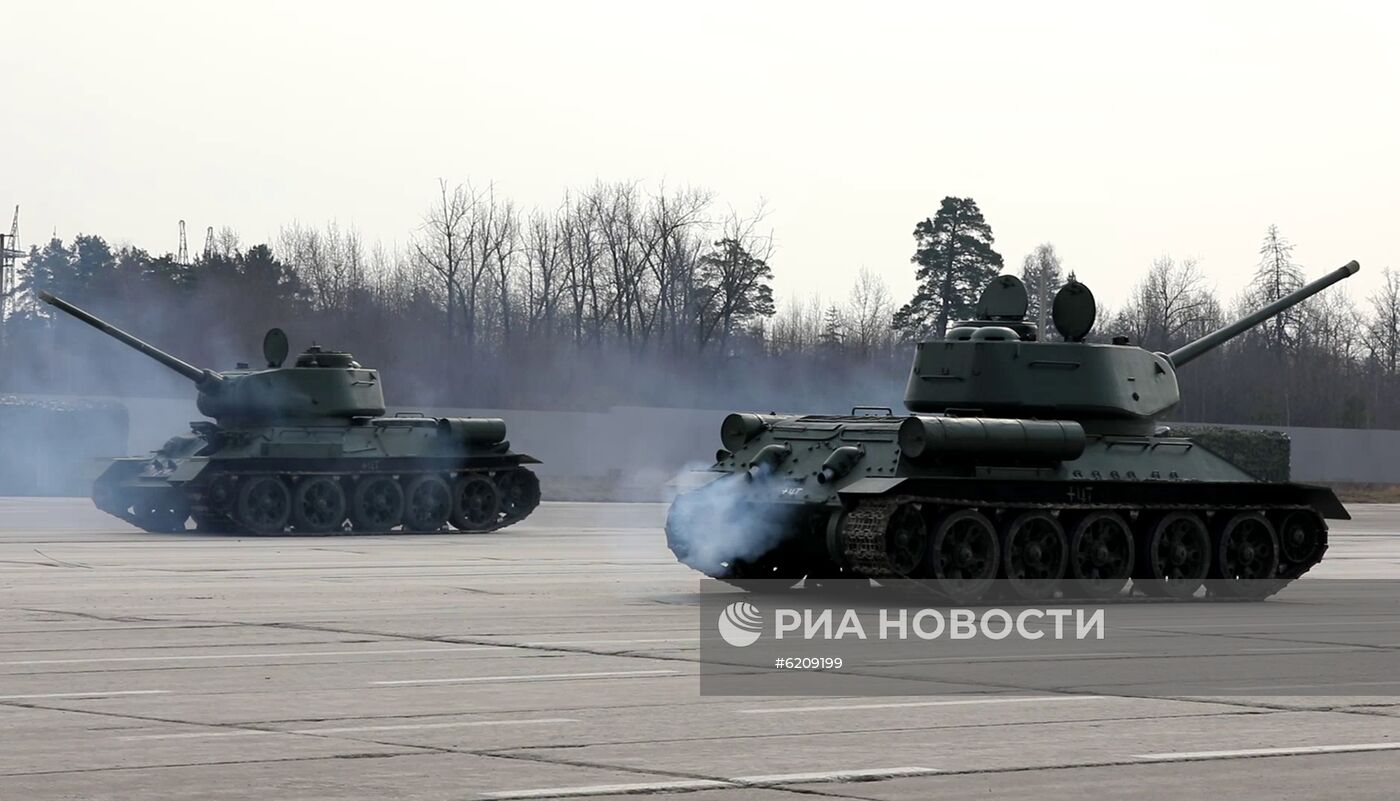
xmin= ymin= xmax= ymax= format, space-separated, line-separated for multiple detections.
xmin=109 ymin=466 xmax=540 ymax=535
xmin=838 ymin=494 xmax=1327 ymax=597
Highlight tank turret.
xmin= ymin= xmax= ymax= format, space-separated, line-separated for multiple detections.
xmin=40 ymin=292 xmax=385 ymax=425
xmin=904 ymin=262 xmax=1359 ymax=434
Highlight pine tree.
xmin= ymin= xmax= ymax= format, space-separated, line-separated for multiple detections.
xmin=893 ymin=197 xmax=1003 ymax=340
xmin=17 ymin=237 xmax=76 ymax=306
xmin=695 ymin=238 xmax=777 ymax=352
xmin=1252 ymin=224 xmax=1304 ymax=351
xmin=819 ymin=304 xmax=845 ymax=351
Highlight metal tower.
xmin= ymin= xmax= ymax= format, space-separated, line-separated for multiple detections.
xmin=177 ymin=219 xmax=189 ymax=265
xmin=1 ymin=206 xmax=22 ymax=320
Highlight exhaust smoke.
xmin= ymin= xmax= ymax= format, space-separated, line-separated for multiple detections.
xmin=665 ymin=461 xmax=802 ymax=578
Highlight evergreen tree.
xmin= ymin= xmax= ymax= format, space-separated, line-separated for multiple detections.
xmin=695 ymin=238 xmax=776 ymax=351
xmin=238 ymin=244 xmax=306 ymax=306
xmin=19 ymin=235 xmax=119 ymax=309
xmin=18 ymin=237 xmax=76 ymax=305
xmin=144 ymin=253 xmax=189 ymax=289
xmin=71 ymin=234 xmax=116 ymax=296
xmin=893 ymin=197 xmax=1003 ymax=339
xmin=819 ymin=304 xmax=845 ymax=350
xmin=1251 ymin=224 xmax=1304 ymax=350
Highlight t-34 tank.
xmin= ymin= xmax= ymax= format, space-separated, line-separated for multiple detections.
xmin=41 ymin=292 xmax=541 ymax=535
xmin=666 ymin=262 xmax=1360 ymax=600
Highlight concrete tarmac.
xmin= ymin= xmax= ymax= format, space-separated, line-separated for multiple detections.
xmin=0 ymin=499 xmax=1397 ymax=800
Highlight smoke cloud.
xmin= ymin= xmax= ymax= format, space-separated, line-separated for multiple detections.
xmin=664 ymin=462 xmax=806 ymax=578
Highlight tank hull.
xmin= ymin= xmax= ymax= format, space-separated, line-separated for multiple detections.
xmin=665 ymin=413 xmax=1341 ymax=601
xmin=92 ymin=420 xmax=542 ymax=535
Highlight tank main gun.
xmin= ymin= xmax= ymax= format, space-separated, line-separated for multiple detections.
xmin=41 ymin=291 xmax=389 ymax=425
xmin=39 ymin=291 xmax=220 ymax=385
xmin=1167 ymin=261 xmax=1360 ymax=368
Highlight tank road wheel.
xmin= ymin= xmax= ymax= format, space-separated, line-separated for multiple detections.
xmin=1000 ymin=511 xmax=1068 ymax=601
xmin=1210 ymin=512 xmax=1281 ymax=599
xmin=1137 ymin=512 xmax=1211 ymax=599
xmin=235 ymin=476 xmax=292 ymax=534
xmin=291 ymin=477 xmax=348 ymax=533
xmin=497 ymin=469 xmax=541 ymax=521
xmin=195 ymin=475 xmax=237 ymax=532
xmin=1067 ymin=512 xmax=1134 ymax=599
xmin=350 ymin=476 xmax=405 ymax=532
xmin=205 ymin=474 xmax=237 ymax=516
xmin=928 ymin=509 xmax=1000 ymax=604
xmin=1277 ymin=511 xmax=1326 ymax=567
xmin=884 ymin=503 xmax=928 ymax=576
xmin=451 ymin=475 xmax=502 ymax=531
xmin=402 ymin=475 xmax=451 ymax=533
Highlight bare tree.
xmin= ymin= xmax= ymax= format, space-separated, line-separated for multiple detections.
xmin=414 ymin=180 xmax=477 ymax=342
xmin=846 ymin=268 xmax=894 ymax=357
xmin=523 ymin=206 xmax=564 ymax=338
xmin=1368 ymin=267 xmax=1400 ymax=374
xmin=214 ymin=226 xmax=242 ymax=258
xmin=1020 ymin=243 xmax=1063 ymax=340
xmin=1115 ymin=256 xmax=1212 ymax=351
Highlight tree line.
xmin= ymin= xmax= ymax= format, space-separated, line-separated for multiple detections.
xmin=1 ymin=185 xmax=1395 ymax=429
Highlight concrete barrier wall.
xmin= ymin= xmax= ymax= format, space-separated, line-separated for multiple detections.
xmin=9 ymin=395 xmax=1400 ymax=495
xmin=1255 ymin=425 xmax=1400 ymax=484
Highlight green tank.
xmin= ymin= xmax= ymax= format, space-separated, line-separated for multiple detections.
xmin=40 ymin=292 xmax=541 ymax=535
xmin=666 ymin=262 xmax=1360 ymax=601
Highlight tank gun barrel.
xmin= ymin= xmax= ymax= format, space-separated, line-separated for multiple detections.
xmin=39 ymin=291 xmax=216 ymax=384
xmin=1166 ymin=261 xmax=1359 ymax=368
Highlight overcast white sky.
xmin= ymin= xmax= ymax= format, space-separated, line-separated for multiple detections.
xmin=3 ymin=0 xmax=1395 ymax=310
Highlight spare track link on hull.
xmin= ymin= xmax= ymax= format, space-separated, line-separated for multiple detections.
xmin=841 ymin=497 xmax=904 ymax=577
xmin=839 ymin=495 xmax=1326 ymax=583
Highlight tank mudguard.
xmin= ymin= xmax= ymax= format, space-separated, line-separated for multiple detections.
xmin=1292 ymin=484 xmax=1350 ymax=520
xmin=169 ymin=458 xmax=210 ymax=483
xmin=838 ymin=477 xmax=908 ymax=495
xmin=840 ymin=475 xmax=1350 ymax=520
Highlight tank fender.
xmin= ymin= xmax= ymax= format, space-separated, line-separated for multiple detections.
xmin=169 ymin=457 xmax=210 ymax=483
xmin=1296 ymin=484 xmax=1350 ymax=520
xmin=91 ymin=457 xmax=147 ymax=486
xmin=837 ymin=477 xmax=908 ymax=496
